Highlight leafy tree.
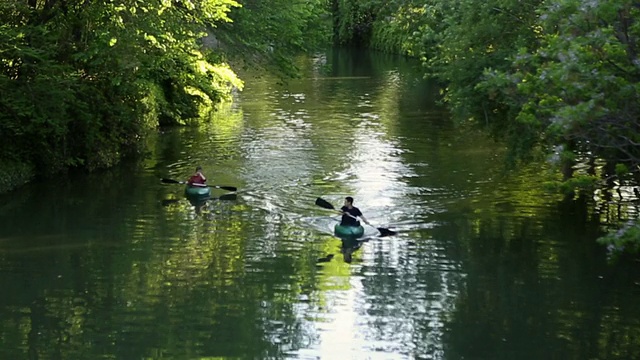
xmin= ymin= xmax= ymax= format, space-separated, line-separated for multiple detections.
xmin=331 ymin=0 xmax=380 ymax=47
xmin=0 ymin=0 xmax=243 ymax=177
xmin=214 ymin=0 xmax=332 ymax=78
xmin=484 ymin=0 xmax=640 ymax=177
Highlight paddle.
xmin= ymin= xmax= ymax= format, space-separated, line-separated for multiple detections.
xmin=314 ymin=197 xmax=397 ymax=237
xmin=160 ymin=178 xmax=237 ymax=192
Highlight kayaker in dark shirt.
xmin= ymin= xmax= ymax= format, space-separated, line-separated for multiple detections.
xmin=187 ymin=166 xmax=207 ymax=187
xmin=340 ymin=196 xmax=371 ymax=227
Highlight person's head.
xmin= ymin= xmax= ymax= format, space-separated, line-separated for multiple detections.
xmin=195 ymin=166 xmax=202 ymax=173
xmin=344 ymin=196 xmax=354 ymax=206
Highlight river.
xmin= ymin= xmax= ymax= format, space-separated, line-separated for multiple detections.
xmin=1 ymin=48 xmax=640 ymax=359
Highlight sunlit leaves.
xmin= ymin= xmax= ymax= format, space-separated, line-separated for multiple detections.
xmin=200 ymin=0 xmax=240 ymax=22
xmin=0 ymin=0 xmax=245 ymax=174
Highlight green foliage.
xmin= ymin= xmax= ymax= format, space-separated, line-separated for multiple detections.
xmin=542 ymin=174 xmax=599 ymax=196
xmin=431 ymin=0 xmax=543 ymax=140
xmin=147 ymin=49 xmax=244 ymax=126
xmin=332 ymin=0 xmax=380 ymax=46
xmin=0 ymin=0 xmax=244 ymax=177
xmin=369 ymin=2 xmax=441 ymax=55
xmin=215 ymin=0 xmax=332 ymax=78
xmin=598 ymin=220 xmax=640 ymax=259
xmin=615 ymin=163 xmax=629 ymax=177
xmin=0 ymin=159 xmax=35 ymax=194
xmin=483 ymin=0 xmax=640 ymax=176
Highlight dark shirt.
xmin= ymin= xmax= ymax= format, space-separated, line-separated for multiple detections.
xmin=340 ymin=206 xmax=363 ymax=226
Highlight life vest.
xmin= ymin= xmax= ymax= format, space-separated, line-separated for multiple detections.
xmin=188 ymin=173 xmax=206 ymax=185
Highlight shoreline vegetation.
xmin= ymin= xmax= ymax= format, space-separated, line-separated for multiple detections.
xmin=0 ymin=160 xmax=34 ymax=194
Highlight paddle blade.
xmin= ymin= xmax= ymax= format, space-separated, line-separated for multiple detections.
xmin=161 ymin=178 xmax=181 ymax=184
xmin=214 ymin=185 xmax=238 ymax=192
xmin=315 ymin=197 xmax=335 ymax=210
xmin=377 ymin=227 xmax=397 ymax=237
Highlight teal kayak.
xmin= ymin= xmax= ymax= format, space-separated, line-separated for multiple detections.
xmin=184 ymin=185 xmax=211 ymax=198
xmin=334 ymin=224 xmax=365 ymax=238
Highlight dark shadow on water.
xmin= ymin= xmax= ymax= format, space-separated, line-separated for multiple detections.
xmin=163 ymin=193 xmax=238 ymax=219
xmin=162 ymin=193 xmax=238 ymax=206
xmin=339 ymin=236 xmax=367 ymax=263
xmin=316 ymin=254 xmax=334 ymax=263
xmin=314 ymin=236 xmax=370 ymax=265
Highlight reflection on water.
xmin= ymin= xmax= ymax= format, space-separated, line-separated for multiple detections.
xmin=1 ymin=49 xmax=640 ymax=359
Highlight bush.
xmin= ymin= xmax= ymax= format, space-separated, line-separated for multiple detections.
xmin=0 ymin=160 xmax=35 ymax=193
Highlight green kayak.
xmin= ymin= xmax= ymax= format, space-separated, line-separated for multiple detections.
xmin=184 ymin=185 xmax=211 ymax=198
xmin=334 ymin=224 xmax=365 ymax=238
